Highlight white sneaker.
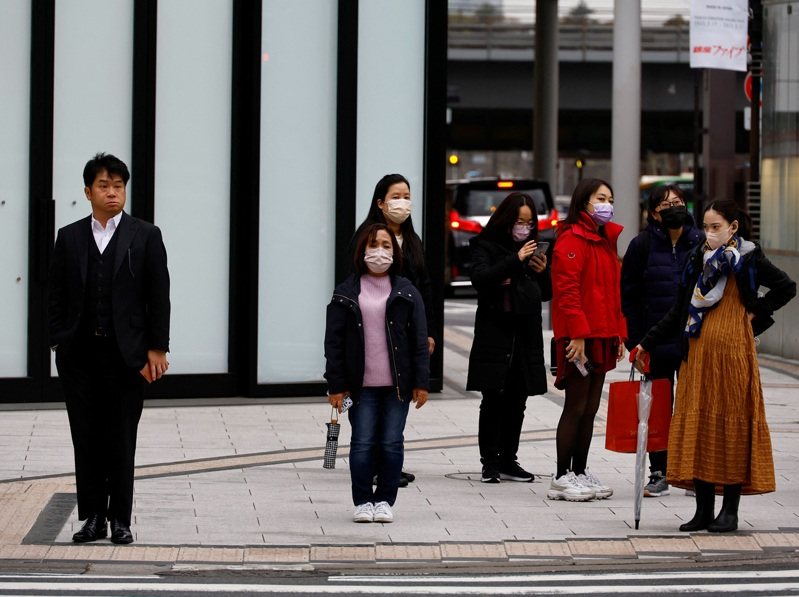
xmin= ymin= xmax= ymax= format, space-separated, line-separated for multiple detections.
xmin=578 ymin=469 xmax=614 ymax=499
xmin=352 ymin=502 xmax=374 ymax=523
xmin=373 ymin=501 xmax=394 ymax=523
xmin=547 ymin=471 xmax=596 ymax=502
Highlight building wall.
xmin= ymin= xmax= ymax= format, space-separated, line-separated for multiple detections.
xmin=760 ymin=0 xmax=799 ymax=359
xmin=0 ymin=0 xmax=447 ymax=401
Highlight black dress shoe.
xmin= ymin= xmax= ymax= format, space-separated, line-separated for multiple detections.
xmin=110 ymin=520 xmax=134 ymax=544
xmin=72 ymin=514 xmax=107 ymax=543
xmin=400 ymin=471 xmax=415 ymax=484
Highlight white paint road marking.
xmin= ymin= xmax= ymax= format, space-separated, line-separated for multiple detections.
xmin=333 ymin=570 xmax=799 ymax=583
xmin=0 ymin=579 xmax=798 ymax=595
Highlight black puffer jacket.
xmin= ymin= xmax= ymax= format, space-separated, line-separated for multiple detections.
xmin=641 ymin=241 xmax=796 ymax=359
xmin=620 ymin=214 xmax=704 ymax=362
xmin=466 ymin=234 xmax=552 ymax=395
xmin=324 ymin=274 xmax=430 ymax=401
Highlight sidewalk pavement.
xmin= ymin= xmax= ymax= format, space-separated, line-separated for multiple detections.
xmin=1 ymin=322 xmax=798 ymax=569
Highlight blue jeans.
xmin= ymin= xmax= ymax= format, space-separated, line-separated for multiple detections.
xmin=348 ymin=387 xmax=410 ymax=506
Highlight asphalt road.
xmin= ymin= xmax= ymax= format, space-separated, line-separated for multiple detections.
xmin=1 ymin=559 xmax=799 ymax=595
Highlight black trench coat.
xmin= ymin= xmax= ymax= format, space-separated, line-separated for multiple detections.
xmin=466 ymin=234 xmax=552 ymax=395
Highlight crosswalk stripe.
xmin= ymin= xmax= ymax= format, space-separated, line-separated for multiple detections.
xmin=0 ymin=580 xmax=797 ymax=595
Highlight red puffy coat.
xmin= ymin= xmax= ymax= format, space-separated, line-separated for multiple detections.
xmin=551 ymin=211 xmax=627 ymax=341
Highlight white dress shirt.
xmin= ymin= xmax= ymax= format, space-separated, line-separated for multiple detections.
xmin=91 ymin=212 xmax=123 ymax=254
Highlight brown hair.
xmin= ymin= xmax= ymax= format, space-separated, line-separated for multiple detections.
xmin=352 ymin=223 xmax=404 ymax=276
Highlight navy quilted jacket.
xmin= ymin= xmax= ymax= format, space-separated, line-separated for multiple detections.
xmin=620 ymin=215 xmax=704 ymax=361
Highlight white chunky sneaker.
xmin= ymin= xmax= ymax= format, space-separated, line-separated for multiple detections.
xmin=547 ymin=471 xmax=596 ymax=502
xmin=578 ymin=469 xmax=614 ymax=499
xmin=352 ymin=502 xmax=374 ymax=523
xmin=373 ymin=501 xmax=394 ymax=523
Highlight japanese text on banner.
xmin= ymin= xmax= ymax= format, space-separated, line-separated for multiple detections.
xmin=690 ymin=0 xmax=748 ymax=71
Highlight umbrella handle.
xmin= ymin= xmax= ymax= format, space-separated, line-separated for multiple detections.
xmin=330 ymin=406 xmax=338 ymax=424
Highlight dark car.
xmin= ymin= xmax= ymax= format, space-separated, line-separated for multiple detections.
xmin=445 ymin=178 xmax=558 ymax=293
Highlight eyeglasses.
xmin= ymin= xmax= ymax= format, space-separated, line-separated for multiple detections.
xmin=657 ymin=199 xmax=684 ymax=210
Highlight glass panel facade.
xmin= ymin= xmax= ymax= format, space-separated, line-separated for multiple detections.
xmin=761 ymin=0 xmax=799 ymax=251
xmin=53 ymin=0 xmax=134 ymax=232
xmin=356 ymin=0 xmax=426 ymax=237
xmin=0 ymin=1 xmax=30 ymax=377
xmin=154 ymin=0 xmax=232 ymax=373
xmin=257 ymin=0 xmax=337 ymax=383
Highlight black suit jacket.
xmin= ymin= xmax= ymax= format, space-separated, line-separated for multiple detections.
xmin=48 ymin=212 xmax=171 ymax=369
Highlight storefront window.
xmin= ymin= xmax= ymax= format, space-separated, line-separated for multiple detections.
xmin=761 ymin=1 xmax=799 ymax=251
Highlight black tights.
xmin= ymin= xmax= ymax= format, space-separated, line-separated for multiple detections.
xmin=555 ymin=370 xmax=606 ymax=478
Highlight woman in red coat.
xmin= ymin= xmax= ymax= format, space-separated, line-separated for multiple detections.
xmin=548 ymin=178 xmax=626 ymax=502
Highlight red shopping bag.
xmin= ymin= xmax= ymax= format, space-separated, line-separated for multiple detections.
xmin=605 ymin=375 xmax=672 ymax=453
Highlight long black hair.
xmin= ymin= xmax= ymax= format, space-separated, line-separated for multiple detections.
xmin=704 ymin=199 xmax=752 ymax=239
xmin=481 ymin=192 xmax=538 ymax=245
xmin=564 ymin=178 xmax=614 ymax=225
xmin=352 ymin=174 xmax=426 ymax=274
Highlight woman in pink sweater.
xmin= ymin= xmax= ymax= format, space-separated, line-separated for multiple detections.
xmin=325 ymin=224 xmax=430 ymax=523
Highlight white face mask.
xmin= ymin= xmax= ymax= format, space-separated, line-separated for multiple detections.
xmin=705 ymin=226 xmax=734 ymax=250
xmin=364 ymin=247 xmax=393 ymax=274
xmin=384 ymin=199 xmax=412 ymax=224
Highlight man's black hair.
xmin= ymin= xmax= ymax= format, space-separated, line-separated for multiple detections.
xmin=83 ymin=152 xmax=130 ymax=187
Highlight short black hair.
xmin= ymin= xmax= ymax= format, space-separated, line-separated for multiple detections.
xmin=83 ymin=152 xmax=130 ymax=187
xmin=648 ymin=184 xmax=685 ymax=214
xmin=352 ymin=223 xmax=403 ymax=276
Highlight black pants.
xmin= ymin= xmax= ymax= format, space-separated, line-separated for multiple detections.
xmin=478 ymin=359 xmax=528 ymax=467
xmin=56 ymin=335 xmax=144 ymax=526
xmin=648 ymin=355 xmax=679 ymax=474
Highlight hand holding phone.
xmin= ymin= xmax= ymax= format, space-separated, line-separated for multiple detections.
xmin=533 ymin=241 xmax=550 ymax=257
xmin=573 ymin=357 xmax=591 ymax=377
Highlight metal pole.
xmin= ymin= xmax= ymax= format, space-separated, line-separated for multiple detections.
xmin=747 ymin=0 xmax=762 ymax=240
xmin=611 ymin=0 xmax=641 ymax=253
xmin=533 ymin=0 xmax=559 ymax=191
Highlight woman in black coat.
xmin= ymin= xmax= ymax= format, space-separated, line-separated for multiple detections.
xmin=325 ymin=224 xmax=430 ymax=523
xmin=466 ymin=192 xmax=552 ymax=483
xmin=352 ymin=173 xmax=435 ymax=487
xmin=352 ymin=174 xmax=435 ymax=355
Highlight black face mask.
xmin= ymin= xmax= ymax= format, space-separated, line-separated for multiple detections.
xmin=660 ymin=206 xmax=688 ymax=230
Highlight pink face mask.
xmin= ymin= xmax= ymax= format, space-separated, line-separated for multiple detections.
xmin=364 ymin=247 xmax=393 ymax=273
xmin=512 ymin=223 xmax=532 ymax=242
xmin=705 ymin=226 xmax=734 ymax=250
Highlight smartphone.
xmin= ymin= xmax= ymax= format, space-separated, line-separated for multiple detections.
xmin=573 ymin=358 xmax=594 ymax=377
xmin=341 ymin=396 xmax=353 ymax=413
xmin=533 ymin=241 xmax=550 ymax=257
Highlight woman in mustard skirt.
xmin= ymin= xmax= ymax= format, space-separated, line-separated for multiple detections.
xmin=634 ymin=200 xmax=795 ymax=532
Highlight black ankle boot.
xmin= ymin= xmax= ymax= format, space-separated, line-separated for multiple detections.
xmin=679 ymin=479 xmax=715 ymax=532
xmin=708 ymin=484 xmax=741 ymax=532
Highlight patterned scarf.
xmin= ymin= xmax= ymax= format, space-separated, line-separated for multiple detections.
xmin=684 ymin=236 xmax=754 ymax=337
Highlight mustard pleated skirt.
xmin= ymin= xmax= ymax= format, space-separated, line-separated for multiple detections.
xmin=667 ymin=276 xmax=775 ymax=494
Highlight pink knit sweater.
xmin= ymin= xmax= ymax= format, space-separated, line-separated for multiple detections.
xmin=360 ymin=274 xmax=393 ymax=387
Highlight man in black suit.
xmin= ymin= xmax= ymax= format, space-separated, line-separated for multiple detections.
xmin=48 ymin=153 xmax=170 ymax=544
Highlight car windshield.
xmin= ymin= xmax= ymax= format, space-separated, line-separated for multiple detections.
xmin=459 ymin=189 xmax=549 ymax=217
